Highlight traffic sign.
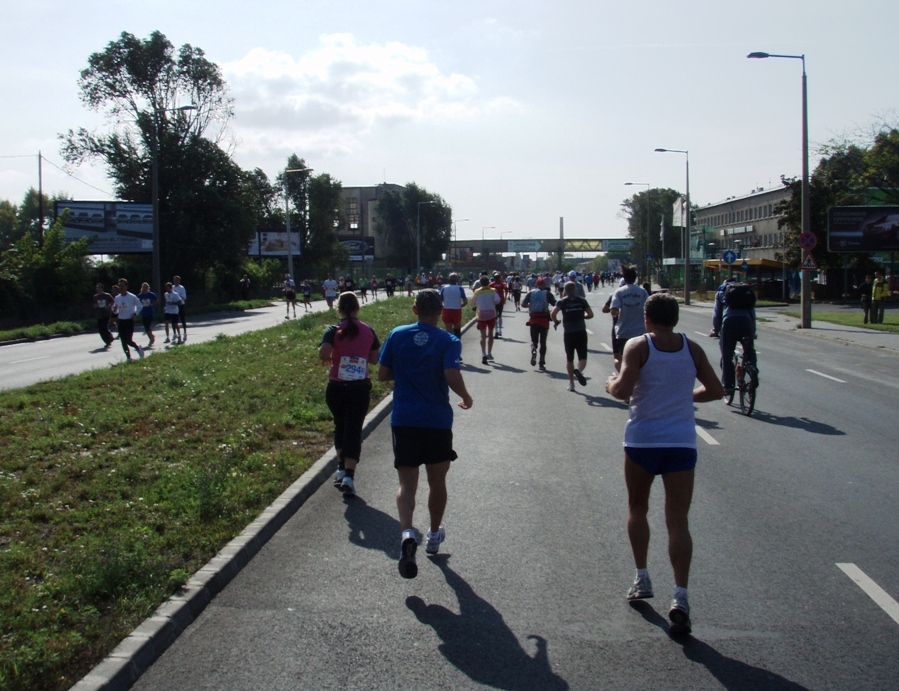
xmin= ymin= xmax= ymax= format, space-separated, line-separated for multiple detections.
xmin=722 ymin=250 xmax=737 ymax=265
xmin=799 ymin=232 xmax=817 ymax=251
xmin=741 ymin=260 xmax=749 ymax=273
xmin=645 ymin=253 xmax=653 ymax=262
xmin=800 ymin=252 xmax=819 ymax=270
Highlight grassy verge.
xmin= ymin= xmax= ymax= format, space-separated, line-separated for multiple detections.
xmin=0 ymin=298 xmax=416 ymax=690
xmin=0 ymin=300 xmax=276 ymax=344
xmin=780 ymin=310 xmax=899 ymax=334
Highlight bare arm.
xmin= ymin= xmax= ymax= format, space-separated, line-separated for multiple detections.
xmin=606 ymin=337 xmax=648 ymax=400
xmin=444 ymin=368 xmax=473 ymax=409
xmin=689 ymin=339 xmax=725 ymax=402
xmin=318 ymin=343 xmax=333 ymax=363
xmin=584 ymin=306 xmax=594 ymax=320
xmin=367 ymin=347 xmax=380 ymax=365
xmin=378 ymin=364 xmax=394 ymax=382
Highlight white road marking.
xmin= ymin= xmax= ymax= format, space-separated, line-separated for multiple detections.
xmin=599 ymin=342 xmax=613 ymax=352
xmin=10 ymin=356 xmax=51 ymax=365
xmin=807 ymin=369 xmax=847 ymax=384
xmin=695 ymin=426 xmax=720 ymax=446
xmin=694 ymin=331 xmax=708 ymax=338
xmin=586 ymin=329 xmax=594 ymax=335
xmin=836 ymin=563 xmax=899 ymax=626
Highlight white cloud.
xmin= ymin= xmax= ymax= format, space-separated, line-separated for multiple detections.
xmin=221 ymin=33 xmax=517 ymax=160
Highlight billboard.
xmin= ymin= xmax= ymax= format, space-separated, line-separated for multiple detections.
xmin=56 ymin=200 xmax=154 ymax=254
xmin=248 ymin=229 xmax=301 ymax=257
xmin=337 ymin=236 xmax=375 ymax=261
xmin=828 ymin=206 xmax=899 ymax=252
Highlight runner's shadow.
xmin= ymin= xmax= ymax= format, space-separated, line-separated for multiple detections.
xmin=407 ymin=556 xmax=569 ymax=690
xmin=583 ymin=393 xmax=627 ymax=409
xmin=695 ymin=417 xmax=723 ymax=432
xmin=741 ymin=411 xmax=845 ymax=435
xmin=629 ymin=602 xmax=810 ymax=690
xmin=491 ymin=363 xmax=528 ymax=374
xmin=342 ymin=496 xmax=400 ymax=557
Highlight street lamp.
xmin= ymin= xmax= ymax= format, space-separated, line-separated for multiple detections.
xmin=655 ymin=148 xmax=691 ymax=305
xmin=481 ymin=226 xmax=495 ymax=261
xmin=284 ymin=167 xmax=313 ymax=281
xmin=625 ymin=182 xmax=651 ymax=283
xmin=748 ymin=51 xmax=811 ymax=328
xmin=151 ymin=104 xmax=196 ymax=296
xmin=417 ymin=200 xmax=436 ymax=273
xmin=451 ymin=218 xmax=469 ymax=267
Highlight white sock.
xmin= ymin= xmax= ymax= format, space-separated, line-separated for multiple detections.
xmin=636 ymin=568 xmax=649 ymax=579
xmin=674 ymin=586 xmax=689 ymax=599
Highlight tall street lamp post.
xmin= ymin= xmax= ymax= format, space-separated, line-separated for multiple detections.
xmin=417 ymin=200 xmax=436 ymax=274
xmin=625 ymin=182 xmax=651 ymax=283
xmin=655 ymin=148 xmax=691 ymax=305
xmin=481 ymin=226 xmax=495 ymax=262
xmin=451 ymin=218 xmax=469 ymax=267
xmin=748 ymin=51 xmax=811 ymax=328
xmin=151 ymin=104 xmax=196 ymax=296
xmin=283 ymin=167 xmax=313 ymax=280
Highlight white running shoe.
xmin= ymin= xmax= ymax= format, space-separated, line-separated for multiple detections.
xmin=425 ymin=526 xmax=445 ymax=555
xmin=398 ymin=528 xmax=421 ymax=579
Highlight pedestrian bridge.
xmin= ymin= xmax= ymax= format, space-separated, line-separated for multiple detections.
xmin=450 ymin=238 xmax=632 ymax=257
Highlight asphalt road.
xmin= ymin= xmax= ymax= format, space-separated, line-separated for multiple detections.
xmin=115 ymin=287 xmax=899 ymax=690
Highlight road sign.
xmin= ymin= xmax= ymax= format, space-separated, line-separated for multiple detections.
xmin=800 ymin=252 xmax=819 ymax=270
xmin=741 ymin=260 xmax=749 ymax=273
xmin=645 ymin=253 xmax=653 ymax=262
xmin=799 ymin=232 xmax=818 ymax=251
xmin=722 ymin=250 xmax=737 ymax=265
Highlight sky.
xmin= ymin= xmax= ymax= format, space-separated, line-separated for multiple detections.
xmin=2 ymin=0 xmax=898 ymax=243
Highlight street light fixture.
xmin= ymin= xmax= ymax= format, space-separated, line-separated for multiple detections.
xmin=284 ymin=167 xmax=313 ymax=281
xmin=152 ymin=104 xmax=196 ymax=297
xmin=748 ymin=51 xmax=811 ymax=328
xmin=655 ymin=148 xmax=691 ymax=305
xmin=417 ymin=200 xmax=437 ymax=273
xmin=450 ymin=218 xmax=469 ymax=267
xmin=625 ymin=182 xmax=651 ymax=283
xmin=481 ymin=226 xmax=495 ymax=261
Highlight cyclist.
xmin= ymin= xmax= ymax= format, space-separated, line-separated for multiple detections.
xmin=709 ymin=277 xmax=757 ymax=396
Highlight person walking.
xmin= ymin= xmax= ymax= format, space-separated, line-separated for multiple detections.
xmin=471 ymin=275 xmax=500 ymax=365
xmin=92 ymin=283 xmax=116 ymax=348
xmin=871 ymin=270 xmax=888 ymax=324
xmin=113 ymin=278 xmax=144 ymax=361
xmin=550 ymin=281 xmax=594 ymax=391
xmin=319 ymin=291 xmax=381 ymax=497
xmin=172 ymin=275 xmax=188 ymax=342
xmin=610 ymin=266 xmax=649 ymax=372
xmin=605 ymin=293 xmax=723 ymax=635
xmin=138 ymin=282 xmax=158 ymax=347
xmin=163 ymin=282 xmax=184 ymax=345
xmin=859 ymin=274 xmax=873 ymax=324
xmin=240 ymin=273 xmax=251 ymax=300
xmin=521 ymin=277 xmax=556 ymax=370
xmin=378 ymin=289 xmax=473 ymax=579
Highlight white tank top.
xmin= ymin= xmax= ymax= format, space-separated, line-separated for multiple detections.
xmin=623 ymin=334 xmax=697 ymax=448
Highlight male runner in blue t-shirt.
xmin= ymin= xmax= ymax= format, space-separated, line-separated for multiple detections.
xmin=378 ymin=289 xmax=473 ymax=578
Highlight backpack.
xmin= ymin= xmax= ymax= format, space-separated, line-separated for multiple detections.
xmin=528 ymin=289 xmax=548 ymax=313
xmin=724 ymin=282 xmax=756 ymax=310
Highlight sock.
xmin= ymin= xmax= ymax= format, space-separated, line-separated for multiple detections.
xmin=636 ymin=568 xmax=649 ymax=579
xmin=674 ymin=586 xmax=689 ymax=599
xmin=344 ymin=468 xmax=355 ymax=478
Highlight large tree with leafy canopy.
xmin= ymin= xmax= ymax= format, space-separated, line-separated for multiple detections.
xmin=619 ymin=187 xmax=682 ymax=274
xmin=374 ymin=183 xmax=452 ymax=272
xmin=60 ymin=31 xmax=252 ymax=287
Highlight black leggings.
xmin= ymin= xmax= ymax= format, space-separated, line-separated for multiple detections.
xmin=529 ymin=325 xmax=548 ymax=364
xmin=118 ymin=318 xmax=140 ymax=355
xmin=325 ymin=381 xmax=372 ymax=460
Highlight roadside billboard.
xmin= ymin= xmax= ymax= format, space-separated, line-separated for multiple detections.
xmin=828 ymin=206 xmax=899 ymax=252
xmin=337 ymin=236 xmax=375 ymax=261
xmin=56 ymin=200 xmax=153 ymax=254
xmin=248 ymin=229 xmax=301 ymax=257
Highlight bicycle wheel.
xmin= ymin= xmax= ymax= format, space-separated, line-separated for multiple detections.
xmin=724 ymin=354 xmax=738 ymax=406
xmin=738 ymin=365 xmax=755 ymax=416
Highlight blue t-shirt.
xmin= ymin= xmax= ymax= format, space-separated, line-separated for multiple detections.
xmin=379 ymin=322 xmax=461 ymax=429
xmin=139 ymin=292 xmax=157 ymax=318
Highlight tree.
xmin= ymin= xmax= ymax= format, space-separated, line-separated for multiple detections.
xmin=619 ymin=187 xmax=682 ymax=274
xmin=374 ymin=183 xmax=452 ymax=271
xmin=60 ymin=31 xmax=240 ymax=286
xmin=0 ymin=200 xmax=18 ymax=249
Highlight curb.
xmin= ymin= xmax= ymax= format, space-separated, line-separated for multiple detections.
xmin=71 ymin=394 xmax=394 ymax=691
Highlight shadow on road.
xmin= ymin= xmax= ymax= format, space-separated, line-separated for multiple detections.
xmin=740 ymin=410 xmax=845 ymax=436
xmin=342 ymin=496 xmax=401 ymax=557
xmin=407 ymin=556 xmax=569 ymax=690
xmin=628 ymin=601 xmax=810 ymax=690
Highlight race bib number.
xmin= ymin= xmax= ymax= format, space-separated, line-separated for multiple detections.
xmin=338 ymin=356 xmax=368 ymax=381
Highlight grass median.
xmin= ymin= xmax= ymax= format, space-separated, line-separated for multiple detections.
xmin=0 ymin=297 xmax=417 ymax=691
xmin=780 ymin=309 xmax=899 ymax=333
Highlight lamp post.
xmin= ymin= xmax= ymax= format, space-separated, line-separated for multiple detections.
xmin=151 ymin=104 xmax=196 ymax=296
xmin=625 ymin=182 xmax=651 ymax=282
xmin=451 ymin=218 xmax=469 ymax=267
xmin=283 ymin=167 xmax=313 ymax=280
xmin=748 ymin=51 xmax=811 ymax=328
xmin=417 ymin=200 xmax=437 ymax=274
xmin=655 ymin=148 xmax=691 ymax=304
xmin=481 ymin=226 xmax=495 ymax=262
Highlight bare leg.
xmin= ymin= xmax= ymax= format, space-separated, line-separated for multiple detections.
xmin=424 ymin=461 xmax=451 ymax=533
xmin=624 ymin=455 xmax=655 ymax=569
xmin=396 ymin=466 xmax=420 ymax=531
xmin=661 ymin=470 xmax=694 ymax=588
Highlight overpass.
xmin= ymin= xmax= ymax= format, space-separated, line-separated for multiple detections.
xmin=449 ymin=238 xmax=632 ymax=258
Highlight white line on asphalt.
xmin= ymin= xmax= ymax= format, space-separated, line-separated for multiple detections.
xmin=587 ymin=329 xmax=594 ymax=335
xmin=836 ymin=563 xmax=899 ymax=626
xmin=599 ymin=342 xmax=613 ymax=352
xmin=807 ymin=369 xmax=847 ymax=383
xmin=694 ymin=331 xmax=708 ymax=338
xmin=695 ymin=426 xmax=720 ymax=446
xmin=10 ymin=356 xmax=50 ymax=365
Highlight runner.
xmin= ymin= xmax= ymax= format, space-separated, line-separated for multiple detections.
xmin=301 ymin=280 xmax=313 ymax=312
xmin=322 ymin=274 xmax=339 ymax=309
xmin=163 ymin=281 xmax=184 ymax=345
xmin=522 ymin=277 xmax=556 ymax=370
xmin=510 ymin=274 xmax=523 ymax=311
xmin=137 ymin=282 xmax=157 ymax=347
xmin=378 ymin=289 xmax=473 ymax=579
xmin=471 ymin=276 xmax=500 ymax=365
xmin=550 ymin=281 xmax=594 ymax=391
xmin=283 ymin=273 xmax=297 ymax=319
xmin=439 ymin=273 xmax=468 ymax=360
xmin=92 ymin=283 xmax=116 ymax=348
xmin=610 ymin=266 xmax=649 ymax=372
xmin=489 ymin=272 xmax=508 ymax=337
xmin=113 ymin=278 xmax=144 ymax=361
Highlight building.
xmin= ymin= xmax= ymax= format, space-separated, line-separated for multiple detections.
xmin=336 ymin=183 xmax=404 ymax=263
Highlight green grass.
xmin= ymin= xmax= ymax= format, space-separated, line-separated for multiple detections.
xmin=0 ymin=297 xmax=417 ymax=690
xmin=0 ymin=300 xmax=275 ymax=344
xmin=779 ymin=309 xmax=899 ymax=333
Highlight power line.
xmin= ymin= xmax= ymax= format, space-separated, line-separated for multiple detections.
xmin=0 ymin=153 xmax=115 ymax=198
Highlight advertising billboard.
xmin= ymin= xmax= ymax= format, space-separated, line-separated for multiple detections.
xmin=56 ymin=200 xmax=154 ymax=254
xmin=828 ymin=206 xmax=899 ymax=252
xmin=338 ymin=236 xmax=375 ymax=261
xmin=248 ymin=229 xmax=301 ymax=257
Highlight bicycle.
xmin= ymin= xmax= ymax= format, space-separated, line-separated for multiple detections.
xmin=724 ymin=338 xmax=758 ymax=416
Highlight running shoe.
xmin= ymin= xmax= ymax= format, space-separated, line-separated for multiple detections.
xmin=339 ymin=476 xmax=356 ymax=496
xmin=496 ymin=329 xmax=502 ymax=338
xmin=530 ymin=348 xmax=537 ymax=367
xmin=333 ymin=467 xmax=346 ymax=487
xmin=539 ymin=363 xmax=546 ymax=371
xmin=568 ymin=382 xmax=575 ymax=392
xmin=668 ymin=593 xmax=692 ymax=635
xmin=574 ymin=368 xmax=587 ymax=386
xmin=482 ymin=355 xmax=489 ymax=365
xmin=425 ymin=526 xmax=445 ymax=555
xmin=626 ymin=575 xmax=654 ymax=601
xmin=136 ymin=346 xmax=144 ymax=359
xmin=486 ymin=353 xmax=494 ymax=360
xmin=164 ymin=337 xmax=170 ymax=344
xmin=398 ymin=528 xmax=421 ymax=579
